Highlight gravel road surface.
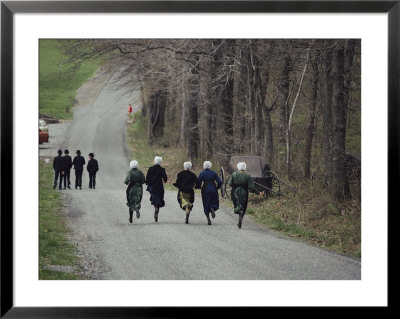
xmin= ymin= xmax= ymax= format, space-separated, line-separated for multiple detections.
xmin=43 ymin=71 xmax=361 ymax=280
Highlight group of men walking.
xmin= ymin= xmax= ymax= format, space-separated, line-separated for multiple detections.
xmin=53 ymin=150 xmax=99 ymax=190
xmin=124 ymin=156 xmax=263 ymax=229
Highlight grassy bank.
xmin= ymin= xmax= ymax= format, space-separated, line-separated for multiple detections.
xmin=39 ymin=39 xmax=100 ymax=120
xmin=39 ymin=159 xmax=82 ymax=279
xmin=246 ymin=189 xmax=361 ymax=258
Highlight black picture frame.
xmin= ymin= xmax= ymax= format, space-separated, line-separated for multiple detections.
xmin=1 ymin=1 xmax=395 ymax=317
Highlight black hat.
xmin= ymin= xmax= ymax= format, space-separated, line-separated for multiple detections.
xmin=57 ymin=149 xmax=62 ymax=155
xmin=89 ymin=153 xmax=94 ymax=157
xmin=64 ymin=149 xmax=69 ymax=154
xmin=76 ymin=150 xmax=81 ymax=154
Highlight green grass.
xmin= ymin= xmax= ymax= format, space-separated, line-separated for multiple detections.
xmin=39 ymin=39 xmax=100 ymax=120
xmin=39 ymin=159 xmax=82 ymax=279
xmin=39 ymin=269 xmax=81 ymax=280
xmin=246 ymin=187 xmax=361 ymax=258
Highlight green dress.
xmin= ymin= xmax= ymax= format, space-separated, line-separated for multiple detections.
xmin=124 ymin=168 xmax=146 ymax=211
xmin=227 ymin=171 xmax=259 ymax=214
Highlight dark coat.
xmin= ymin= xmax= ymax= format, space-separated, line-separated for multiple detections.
xmin=72 ymin=155 xmax=85 ymax=171
xmin=63 ymin=155 xmax=72 ymax=171
xmin=146 ymin=164 xmax=167 ymax=187
xmin=146 ymin=165 xmax=167 ymax=207
xmin=87 ymin=158 xmax=99 ymax=174
xmin=173 ymin=170 xmax=197 ymax=210
xmin=53 ymin=155 xmax=65 ymax=172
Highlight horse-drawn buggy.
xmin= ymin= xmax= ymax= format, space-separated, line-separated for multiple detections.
xmin=218 ymin=156 xmax=296 ymax=200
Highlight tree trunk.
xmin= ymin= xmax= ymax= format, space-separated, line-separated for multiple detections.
xmin=286 ymin=48 xmax=310 ymax=180
xmin=319 ymin=44 xmax=334 ymax=186
xmin=304 ymin=55 xmax=319 ymax=179
xmin=187 ymin=56 xmax=201 ymax=158
xmin=250 ymin=41 xmax=264 ymax=156
xmin=178 ymin=82 xmax=188 ymax=148
xmin=187 ymin=89 xmax=199 ymax=158
xmin=232 ymin=39 xmax=242 ymax=154
xmin=331 ymin=43 xmax=352 ymax=200
xmin=277 ymin=53 xmax=292 ymax=170
xmin=139 ymin=83 xmax=147 ymax=117
xmin=263 ymin=109 xmax=274 ymax=165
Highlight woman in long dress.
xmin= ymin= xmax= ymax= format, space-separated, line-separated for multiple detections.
xmin=146 ymin=156 xmax=168 ymax=222
xmin=124 ymin=160 xmax=146 ymax=223
xmin=227 ymin=162 xmax=263 ymax=229
xmin=195 ymin=161 xmax=222 ymax=225
xmin=173 ymin=161 xmax=197 ymax=224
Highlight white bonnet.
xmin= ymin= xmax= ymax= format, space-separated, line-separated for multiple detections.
xmin=154 ymin=156 xmax=162 ymax=165
xmin=130 ymin=160 xmax=138 ymax=169
xmin=237 ymin=162 xmax=246 ymax=171
xmin=183 ymin=161 xmax=192 ymax=170
xmin=203 ymin=161 xmax=212 ymax=169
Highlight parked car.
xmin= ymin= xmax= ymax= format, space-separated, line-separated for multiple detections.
xmin=39 ymin=119 xmax=49 ymax=144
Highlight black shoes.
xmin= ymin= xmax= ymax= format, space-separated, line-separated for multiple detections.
xmin=53 ymin=185 xmax=56 ymax=189
xmin=238 ymin=213 xmax=244 ymax=229
xmin=128 ymin=209 xmax=139 ymax=223
xmin=185 ymin=206 xmax=190 ymax=224
xmin=210 ymin=208 xmax=215 ymax=219
xmin=154 ymin=206 xmax=159 ymax=222
xmin=206 ymin=214 xmax=212 ymax=225
xmin=129 ymin=210 xmax=133 ymax=223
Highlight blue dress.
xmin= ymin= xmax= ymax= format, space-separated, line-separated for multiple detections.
xmin=196 ymin=169 xmax=222 ymax=215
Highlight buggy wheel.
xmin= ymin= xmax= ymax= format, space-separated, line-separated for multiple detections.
xmin=219 ymin=167 xmax=226 ymax=197
xmin=225 ymin=179 xmax=232 ymax=200
xmin=265 ymin=171 xmax=281 ymax=197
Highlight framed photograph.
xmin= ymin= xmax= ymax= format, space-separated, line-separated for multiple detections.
xmin=1 ymin=0 xmax=395 ymax=317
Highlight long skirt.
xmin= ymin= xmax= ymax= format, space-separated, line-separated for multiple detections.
xmin=201 ymin=184 xmax=219 ymax=215
xmin=232 ymin=186 xmax=249 ymax=214
xmin=178 ymin=191 xmax=193 ymax=210
xmin=126 ymin=184 xmax=143 ymax=211
xmin=147 ymin=185 xmax=165 ymax=208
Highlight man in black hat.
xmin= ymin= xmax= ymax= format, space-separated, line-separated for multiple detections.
xmin=87 ymin=153 xmax=99 ymax=189
xmin=63 ymin=149 xmax=72 ymax=189
xmin=53 ymin=149 xmax=65 ymax=190
xmin=72 ymin=150 xmax=85 ymax=190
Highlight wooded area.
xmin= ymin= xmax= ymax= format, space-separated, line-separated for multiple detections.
xmin=62 ymin=39 xmax=361 ymax=201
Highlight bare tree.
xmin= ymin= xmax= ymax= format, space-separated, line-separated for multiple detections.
xmin=60 ymin=38 xmax=361 ymax=202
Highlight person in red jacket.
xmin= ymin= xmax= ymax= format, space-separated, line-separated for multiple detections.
xmin=128 ymin=104 xmax=133 ymax=119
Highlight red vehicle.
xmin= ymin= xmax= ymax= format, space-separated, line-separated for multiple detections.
xmin=39 ymin=119 xmax=49 ymax=144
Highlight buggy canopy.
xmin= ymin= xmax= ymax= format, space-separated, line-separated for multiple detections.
xmin=228 ymin=156 xmax=268 ymax=178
